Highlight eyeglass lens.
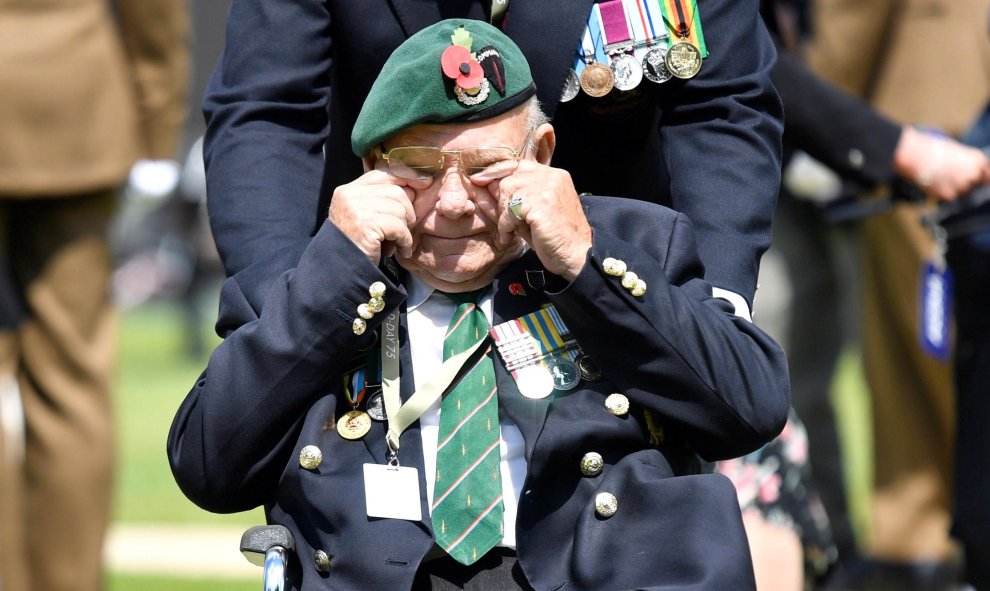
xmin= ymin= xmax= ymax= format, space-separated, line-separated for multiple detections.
xmin=386 ymin=147 xmax=518 ymax=179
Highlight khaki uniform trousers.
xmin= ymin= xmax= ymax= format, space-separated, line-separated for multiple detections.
xmin=0 ymin=190 xmax=116 ymax=591
xmin=860 ymin=206 xmax=956 ymax=560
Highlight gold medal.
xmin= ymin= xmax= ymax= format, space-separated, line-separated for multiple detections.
xmin=337 ymin=410 xmax=371 ymax=440
xmin=579 ymin=62 xmax=615 ymax=97
xmin=664 ymin=40 xmax=702 ymax=79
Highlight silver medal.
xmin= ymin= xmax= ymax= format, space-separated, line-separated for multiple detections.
xmin=548 ymin=358 xmax=581 ymax=390
xmin=515 ymin=364 xmax=555 ymax=399
xmin=560 ymin=68 xmax=581 ymax=102
xmin=642 ymin=47 xmax=673 ymax=84
xmin=365 ymin=389 xmax=385 ymax=421
xmin=610 ymin=54 xmax=643 ymax=91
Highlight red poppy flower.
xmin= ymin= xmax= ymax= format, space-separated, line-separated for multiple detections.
xmin=508 ymin=282 xmax=526 ymax=296
xmin=441 ymin=44 xmax=484 ymax=90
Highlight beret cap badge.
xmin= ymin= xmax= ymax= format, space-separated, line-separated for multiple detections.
xmin=351 ymin=19 xmax=537 ymax=157
xmin=441 ymin=27 xmax=494 ymax=106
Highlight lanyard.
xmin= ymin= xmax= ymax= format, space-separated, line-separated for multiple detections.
xmin=380 ymin=311 xmax=492 ymax=463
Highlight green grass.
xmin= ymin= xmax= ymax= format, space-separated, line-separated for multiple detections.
xmin=108 ymin=573 xmax=254 ymax=591
xmin=112 ymin=300 xmax=262 ymax=526
xmin=830 ymin=348 xmax=873 ymax=547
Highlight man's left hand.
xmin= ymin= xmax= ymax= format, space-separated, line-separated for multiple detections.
xmin=478 ymin=161 xmax=592 ymax=281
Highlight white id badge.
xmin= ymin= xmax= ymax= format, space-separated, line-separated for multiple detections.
xmin=363 ymin=464 xmax=423 ymax=521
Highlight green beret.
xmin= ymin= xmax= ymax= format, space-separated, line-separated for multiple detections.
xmin=351 ymin=19 xmax=537 ymax=157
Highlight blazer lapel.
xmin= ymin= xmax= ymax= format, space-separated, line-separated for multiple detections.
xmin=502 ymin=0 xmax=596 ymax=116
xmin=491 ymin=250 xmax=555 ymax=459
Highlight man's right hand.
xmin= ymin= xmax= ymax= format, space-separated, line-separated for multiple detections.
xmin=327 ymin=169 xmax=425 ymax=264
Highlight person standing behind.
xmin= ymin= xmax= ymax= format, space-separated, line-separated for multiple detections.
xmin=806 ymin=0 xmax=990 ymax=586
xmin=202 ymin=0 xmax=783 ymax=332
xmin=0 ymin=2 xmax=188 ymax=590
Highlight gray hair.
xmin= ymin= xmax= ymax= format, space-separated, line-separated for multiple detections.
xmin=524 ymin=96 xmax=550 ymax=153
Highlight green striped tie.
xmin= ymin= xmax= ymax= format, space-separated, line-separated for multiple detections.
xmin=432 ymin=290 xmax=504 ymax=565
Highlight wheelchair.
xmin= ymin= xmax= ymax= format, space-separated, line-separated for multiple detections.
xmin=240 ymin=525 xmax=295 ymax=591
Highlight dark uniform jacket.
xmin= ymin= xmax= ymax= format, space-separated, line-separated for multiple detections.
xmin=168 ymin=196 xmax=791 ymax=590
xmin=203 ymin=0 xmax=783 ymax=317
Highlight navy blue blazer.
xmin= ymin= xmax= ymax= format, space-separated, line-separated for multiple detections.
xmin=168 ymin=196 xmax=790 ymax=590
xmin=203 ymin=0 xmax=783 ymax=318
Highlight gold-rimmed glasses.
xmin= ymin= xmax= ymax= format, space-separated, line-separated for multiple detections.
xmin=380 ymin=131 xmax=533 ymax=180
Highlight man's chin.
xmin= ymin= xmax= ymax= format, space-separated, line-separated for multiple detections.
xmin=397 ymin=258 xmax=499 ymax=293
xmin=397 ymin=243 xmax=524 ymax=292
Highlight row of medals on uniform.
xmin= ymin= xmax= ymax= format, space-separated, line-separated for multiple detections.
xmin=334 ymin=349 xmax=604 ymax=441
xmin=561 ymin=32 xmax=702 ymax=101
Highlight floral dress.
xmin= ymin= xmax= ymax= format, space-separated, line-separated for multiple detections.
xmin=715 ymin=409 xmax=838 ymax=587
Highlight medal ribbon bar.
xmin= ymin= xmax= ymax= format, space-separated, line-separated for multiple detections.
xmin=658 ymin=0 xmax=708 ymax=56
xmin=600 ymin=0 xmax=634 ymax=55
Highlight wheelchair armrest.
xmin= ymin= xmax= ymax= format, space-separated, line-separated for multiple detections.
xmin=240 ymin=525 xmax=296 ymax=567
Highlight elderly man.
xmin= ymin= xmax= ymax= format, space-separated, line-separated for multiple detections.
xmin=169 ymin=20 xmax=789 ymax=590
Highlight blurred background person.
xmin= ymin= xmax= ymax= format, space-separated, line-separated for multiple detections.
xmin=801 ymin=0 xmax=990 ymax=587
xmin=734 ymin=3 xmax=990 ymax=589
xmin=0 ymin=2 xmax=188 ymax=590
xmin=947 ymin=100 xmax=990 ymax=590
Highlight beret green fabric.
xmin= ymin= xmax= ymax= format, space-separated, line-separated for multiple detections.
xmin=351 ymin=19 xmax=537 ymax=157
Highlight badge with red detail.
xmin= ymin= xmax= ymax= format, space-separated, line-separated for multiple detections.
xmin=440 ymin=26 xmax=505 ymax=106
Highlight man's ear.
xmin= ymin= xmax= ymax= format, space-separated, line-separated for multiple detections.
xmin=534 ymin=123 xmax=555 ymax=165
xmin=362 ymin=152 xmax=378 ymax=172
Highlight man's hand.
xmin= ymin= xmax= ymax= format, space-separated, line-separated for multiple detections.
xmin=328 ymin=168 xmax=426 ymax=264
xmin=475 ymin=161 xmax=592 ymax=281
xmin=894 ymin=126 xmax=990 ymax=201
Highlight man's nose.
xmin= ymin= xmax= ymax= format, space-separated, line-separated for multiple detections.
xmin=434 ymin=166 xmax=476 ymax=218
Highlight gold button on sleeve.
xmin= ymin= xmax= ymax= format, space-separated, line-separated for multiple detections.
xmin=369 ymin=281 xmax=387 ymax=299
xmin=352 ymin=318 xmax=367 ymax=335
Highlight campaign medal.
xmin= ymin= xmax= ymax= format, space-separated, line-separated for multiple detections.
xmin=642 ymin=47 xmax=672 ymax=83
xmin=515 ymin=364 xmax=556 ymax=399
xmin=610 ymin=54 xmax=643 ymax=91
xmin=491 ymin=306 xmax=583 ymax=399
xmin=365 ymin=387 xmax=386 ymax=421
xmin=548 ymin=358 xmax=581 ymax=390
xmin=665 ymin=40 xmax=701 ymax=79
xmin=599 ymin=0 xmax=643 ymax=91
xmin=575 ymin=353 xmax=604 ymax=382
xmin=339 ymin=367 xmax=372 ymax=439
xmin=560 ymin=68 xmax=581 ymax=102
xmin=655 ymin=0 xmax=708 ymax=79
xmin=337 ymin=410 xmax=372 ymax=440
xmin=580 ymin=63 xmax=615 ymax=97
xmin=579 ymin=4 xmax=615 ymax=97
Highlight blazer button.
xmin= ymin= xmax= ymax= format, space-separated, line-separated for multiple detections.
xmin=299 ymin=445 xmax=323 ymax=470
xmin=357 ymin=302 xmax=374 ymax=320
xmin=369 ymin=281 xmax=387 ymax=299
xmin=604 ymin=393 xmax=630 ymax=416
xmin=314 ymin=549 xmax=331 ymax=575
xmin=602 ymin=257 xmax=627 ymax=276
xmin=369 ymin=296 xmax=386 ymax=314
xmin=595 ymin=492 xmax=619 ymax=517
xmin=352 ymin=318 xmax=367 ymax=335
xmin=620 ymin=271 xmax=639 ymax=290
xmin=580 ymin=452 xmax=604 ymax=477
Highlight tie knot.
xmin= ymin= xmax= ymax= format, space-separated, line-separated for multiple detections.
xmin=440 ymin=288 xmax=488 ymax=307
